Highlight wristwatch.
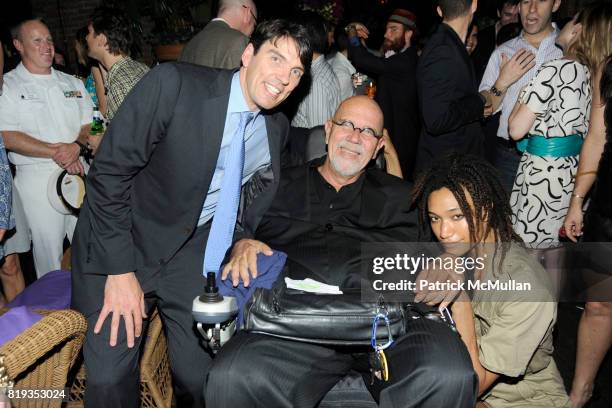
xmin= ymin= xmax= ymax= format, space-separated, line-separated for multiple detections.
xmin=74 ymin=140 xmax=89 ymax=157
xmin=490 ymin=85 xmax=503 ymax=97
xmin=344 ymin=24 xmax=356 ymax=33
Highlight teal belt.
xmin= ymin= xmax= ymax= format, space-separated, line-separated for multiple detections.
xmin=516 ymin=134 xmax=583 ymax=157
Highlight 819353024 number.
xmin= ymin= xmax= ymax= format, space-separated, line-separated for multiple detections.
xmin=1 ymin=387 xmax=68 ymax=403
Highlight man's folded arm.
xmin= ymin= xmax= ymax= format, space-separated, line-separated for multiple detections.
xmin=0 ymin=85 xmax=59 ymax=158
xmin=2 ymin=131 xmax=57 ymax=157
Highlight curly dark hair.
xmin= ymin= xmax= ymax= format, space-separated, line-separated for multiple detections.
xmin=412 ymin=153 xmax=522 ymax=268
xmin=89 ymin=6 xmax=134 ymax=56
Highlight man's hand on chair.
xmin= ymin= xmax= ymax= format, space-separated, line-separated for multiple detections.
xmin=94 ymin=272 xmax=147 ymax=348
xmin=221 ymin=239 xmax=272 ymax=288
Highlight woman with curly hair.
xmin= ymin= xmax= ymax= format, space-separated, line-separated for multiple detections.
xmin=413 ymin=153 xmax=569 ymax=408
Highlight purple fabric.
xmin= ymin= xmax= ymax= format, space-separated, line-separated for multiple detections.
xmin=0 ymin=270 xmax=71 ymax=347
xmin=219 ymin=250 xmax=287 ymax=327
xmin=7 ymin=270 xmax=71 ymax=310
xmin=0 ymin=306 xmax=43 ymax=347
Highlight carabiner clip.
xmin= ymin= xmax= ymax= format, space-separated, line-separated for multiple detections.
xmin=371 ymin=311 xmax=394 ymax=350
xmin=439 ymin=307 xmax=455 ymax=326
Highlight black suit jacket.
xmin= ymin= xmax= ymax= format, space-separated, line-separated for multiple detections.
xmin=255 ymin=160 xmax=419 ymax=288
xmin=349 ymin=45 xmax=420 ymax=179
xmin=71 ymin=63 xmax=288 ymax=315
xmin=415 ymin=23 xmax=485 ymax=175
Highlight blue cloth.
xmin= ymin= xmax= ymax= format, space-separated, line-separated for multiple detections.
xmin=517 ymin=134 xmax=583 ymax=157
xmin=0 ymin=134 xmax=14 ymax=259
xmin=198 ymin=72 xmax=270 ymax=226
xmin=203 ymin=111 xmax=253 ymax=275
xmin=219 ymin=250 xmax=287 ymax=327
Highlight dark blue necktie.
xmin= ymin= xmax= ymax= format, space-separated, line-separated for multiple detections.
xmin=203 ymin=111 xmax=253 ymax=275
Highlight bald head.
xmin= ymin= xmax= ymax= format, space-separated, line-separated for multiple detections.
xmin=321 ymin=96 xmax=385 ymax=188
xmin=218 ymin=0 xmax=258 ymax=36
xmin=219 ymin=0 xmax=256 ymax=14
xmin=12 ymin=19 xmax=55 ymax=75
xmin=12 ymin=18 xmax=46 ymax=41
xmin=335 ymin=96 xmax=384 ymax=133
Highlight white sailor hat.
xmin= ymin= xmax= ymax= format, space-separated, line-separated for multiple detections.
xmin=47 ymin=168 xmax=86 ymax=215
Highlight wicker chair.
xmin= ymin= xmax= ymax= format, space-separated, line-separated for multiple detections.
xmin=0 ymin=309 xmax=87 ymax=408
xmin=67 ymin=307 xmax=173 ymax=408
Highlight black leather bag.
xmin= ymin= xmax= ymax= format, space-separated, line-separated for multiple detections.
xmin=243 ymin=282 xmax=407 ymax=346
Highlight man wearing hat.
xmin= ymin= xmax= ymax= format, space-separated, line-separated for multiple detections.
xmin=346 ymin=9 xmax=420 ymax=180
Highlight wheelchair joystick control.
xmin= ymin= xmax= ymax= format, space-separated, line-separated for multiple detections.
xmin=201 ymin=272 xmax=220 ymax=300
xmin=192 ymin=272 xmax=239 ymax=352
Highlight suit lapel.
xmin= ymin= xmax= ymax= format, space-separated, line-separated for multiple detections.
xmin=264 ymin=115 xmax=281 ymax=182
xmin=200 ymin=70 xmax=234 ymax=176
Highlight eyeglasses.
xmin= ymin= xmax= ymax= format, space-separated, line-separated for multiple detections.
xmin=243 ymin=5 xmax=257 ymax=24
xmin=331 ymin=119 xmax=382 ymax=140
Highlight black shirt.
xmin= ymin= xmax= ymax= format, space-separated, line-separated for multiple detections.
xmin=255 ymin=159 xmax=418 ymax=289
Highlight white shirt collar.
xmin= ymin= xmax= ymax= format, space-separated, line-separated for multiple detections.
xmin=16 ymin=62 xmax=56 ymax=80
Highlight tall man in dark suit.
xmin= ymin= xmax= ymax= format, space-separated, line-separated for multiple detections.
xmin=415 ymin=0 xmax=491 ymax=176
xmin=346 ymin=9 xmax=420 ymax=180
xmin=71 ymin=20 xmax=312 ymax=408
xmin=206 ymin=96 xmax=477 ymax=407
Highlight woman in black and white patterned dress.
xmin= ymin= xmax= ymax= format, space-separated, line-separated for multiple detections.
xmin=508 ymin=15 xmax=592 ymax=249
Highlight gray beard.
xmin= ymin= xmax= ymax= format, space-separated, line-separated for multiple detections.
xmin=330 ymin=156 xmax=363 ymax=178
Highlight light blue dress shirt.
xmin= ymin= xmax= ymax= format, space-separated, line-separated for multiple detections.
xmin=198 ymin=72 xmax=271 ymax=226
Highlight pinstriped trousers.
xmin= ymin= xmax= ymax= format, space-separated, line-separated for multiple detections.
xmin=205 ymin=317 xmax=477 ymax=408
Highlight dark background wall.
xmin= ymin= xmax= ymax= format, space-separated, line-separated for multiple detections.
xmin=30 ymin=0 xmax=101 ymax=69
xmin=0 ymin=0 xmax=591 ymax=74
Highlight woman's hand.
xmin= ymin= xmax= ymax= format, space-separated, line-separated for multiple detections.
xmin=564 ymin=200 xmax=584 ymax=242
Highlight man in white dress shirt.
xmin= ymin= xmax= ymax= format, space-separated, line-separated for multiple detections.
xmin=479 ymin=0 xmax=562 ymax=192
xmin=327 ymin=26 xmax=356 ymax=102
xmin=291 ymin=11 xmax=341 ymax=129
